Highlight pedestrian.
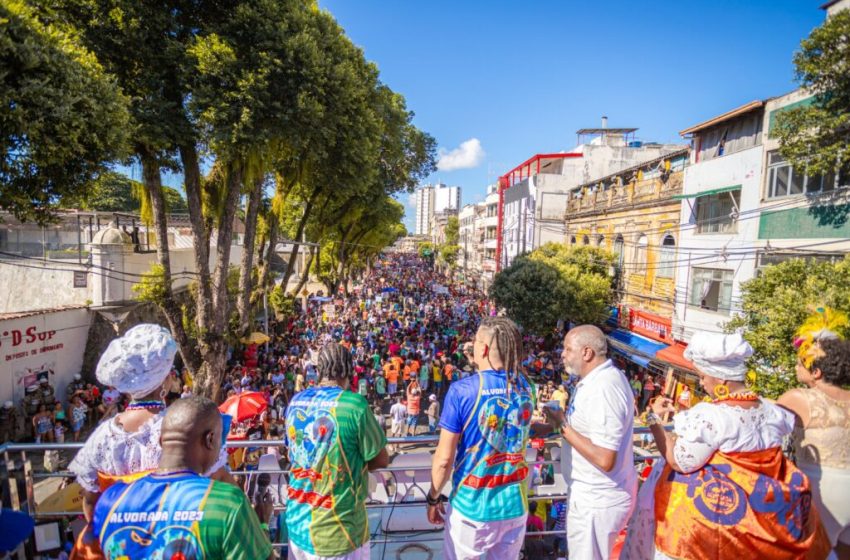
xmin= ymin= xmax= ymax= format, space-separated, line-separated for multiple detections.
xmin=390 ymin=396 xmax=407 ymax=438
xmin=426 ymin=394 xmax=440 ymax=434
xmin=427 ymin=317 xmax=536 ymax=560
xmin=284 ymin=342 xmax=388 ymax=559
xmin=91 ymin=397 xmax=273 ymax=559
xmin=406 ymin=378 xmax=422 ymax=436
xmin=542 ymin=325 xmax=636 ymax=560
xmin=69 ymin=394 xmax=87 ymax=442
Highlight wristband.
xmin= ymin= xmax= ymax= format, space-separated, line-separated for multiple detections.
xmin=645 ymin=412 xmax=663 ymax=427
xmin=426 ymin=491 xmax=443 ymax=506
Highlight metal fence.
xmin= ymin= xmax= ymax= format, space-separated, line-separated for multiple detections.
xmin=0 ymin=430 xmax=663 ymax=553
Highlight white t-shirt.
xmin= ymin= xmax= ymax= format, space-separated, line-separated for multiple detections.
xmin=564 ymin=359 xmax=637 ymax=507
xmin=390 ymin=403 xmax=407 ymax=422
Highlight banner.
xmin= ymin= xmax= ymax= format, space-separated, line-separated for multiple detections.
xmin=629 ymin=309 xmax=672 ymax=343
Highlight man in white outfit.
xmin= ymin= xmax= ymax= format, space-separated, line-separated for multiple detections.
xmin=543 ymin=325 xmax=637 ymax=559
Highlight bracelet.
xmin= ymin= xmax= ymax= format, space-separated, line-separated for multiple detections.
xmin=426 ymin=491 xmax=443 ymax=506
xmin=645 ymin=412 xmax=663 ymax=427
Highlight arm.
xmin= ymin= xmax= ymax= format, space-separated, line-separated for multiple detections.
xmin=777 ymin=388 xmax=810 ymax=427
xmin=427 ymin=428 xmax=459 ymax=524
xmin=367 ymin=448 xmax=389 ymax=471
xmin=82 ymin=489 xmax=101 ymax=522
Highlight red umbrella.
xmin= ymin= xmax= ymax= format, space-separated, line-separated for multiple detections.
xmin=218 ymin=391 xmax=268 ymax=422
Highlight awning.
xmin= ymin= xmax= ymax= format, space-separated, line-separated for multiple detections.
xmin=671 ymin=184 xmax=741 ymax=200
xmin=655 ymin=342 xmax=697 ymax=372
xmin=607 ymin=329 xmax=668 ymax=368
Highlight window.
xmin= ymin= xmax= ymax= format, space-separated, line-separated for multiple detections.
xmin=756 ymin=251 xmax=844 ymax=275
xmin=597 ymin=235 xmax=605 ymax=247
xmin=570 ymin=236 xmax=576 ymax=245
xmin=695 ymin=189 xmax=740 ymax=234
xmin=634 ymin=234 xmax=648 ymax=273
xmin=582 ymin=235 xmax=590 ymax=246
xmin=656 ymin=235 xmax=676 ymax=278
xmin=613 ymin=235 xmax=624 ymax=260
xmin=689 ymin=268 xmax=734 ymax=314
xmin=765 ymin=151 xmax=836 ymax=199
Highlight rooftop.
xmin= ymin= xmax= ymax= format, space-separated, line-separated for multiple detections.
xmin=575 ymin=127 xmax=638 ymax=135
xmin=679 ymin=100 xmax=767 ymax=136
xmin=0 ymin=304 xmax=88 ymax=321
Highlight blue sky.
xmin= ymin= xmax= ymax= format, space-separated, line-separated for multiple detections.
xmin=319 ymin=0 xmax=827 ymax=231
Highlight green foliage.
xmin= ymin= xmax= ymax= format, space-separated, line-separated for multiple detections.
xmin=774 ymin=10 xmax=850 ymax=177
xmin=418 ymin=241 xmax=434 ymax=258
xmin=0 ymin=0 xmax=130 ymax=223
xmin=132 ymin=263 xmax=167 ymax=304
xmin=63 ymin=171 xmax=188 ymax=214
xmin=489 ymin=242 xmax=616 ymax=334
xmin=268 ymin=284 xmax=295 ymax=317
xmin=726 ymin=256 xmax=850 ymax=399
xmin=444 ymin=216 xmax=459 ymax=245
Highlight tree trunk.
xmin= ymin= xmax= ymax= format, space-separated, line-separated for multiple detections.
xmin=293 ymin=245 xmax=315 ymax=295
xmin=280 ymin=188 xmax=319 ymax=290
xmin=237 ymin=176 xmax=264 ymax=335
xmin=257 ymin=211 xmax=279 ymax=296
xmin=140 ymin=149 xmax=202 ymax=374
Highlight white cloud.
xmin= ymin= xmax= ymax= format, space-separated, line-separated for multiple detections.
xmin=437 ymin=138 xmax=485 ymax=171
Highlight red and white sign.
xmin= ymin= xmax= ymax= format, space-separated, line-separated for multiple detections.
xmin=0 ymin=308 xmax=91 ymax=406
xmin=629 ymin=309 xmax=673 ymax=343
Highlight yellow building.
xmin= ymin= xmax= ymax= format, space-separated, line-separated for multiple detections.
xmin=565 ymin=148 xmax=689 ymax=324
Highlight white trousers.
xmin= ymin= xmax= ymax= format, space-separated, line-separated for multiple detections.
xmin=288 ymin=541 xmax=370 ymax=560
xmin=567 ymin=497 xmax=633 ymax=560
xmin=443 ymin=505 xmax=526 ymax=560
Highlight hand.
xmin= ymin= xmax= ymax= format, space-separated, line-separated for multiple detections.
xmin=650 ymin=397 xmax=675 ymax=416
xmin=255 ymin=489 xmax=274 ymax=524
xmin=426 ymin=495 xmax=446 ymax=525
xmin=542 ymin=406 xmax=565 ymax=431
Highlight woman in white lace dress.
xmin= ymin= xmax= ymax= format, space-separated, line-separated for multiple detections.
xmin=68 ymin=324 xmax=230 ymax=559
xmin=621 ymin=332 xmax=829 ymax=560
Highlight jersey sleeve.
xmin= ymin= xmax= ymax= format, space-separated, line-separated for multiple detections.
xmin=438 ymin=383 xmax=464 ymax=434
xmin=221 ymin=489 xmax=272 ymax=560
xmin=357 ymin=397 xmax=387 ymax=462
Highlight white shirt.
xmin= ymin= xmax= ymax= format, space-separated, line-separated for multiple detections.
xmin=390 ymin=403 xmax=407 ymax=422
xmin=564 ymin=359 xmax=637 ymax=507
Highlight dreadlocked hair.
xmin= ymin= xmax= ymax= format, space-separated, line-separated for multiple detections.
xmin=317 ymin=342 xmax=354 ymax=382
xmin=478 ymin=317 xmax=528 ymax=396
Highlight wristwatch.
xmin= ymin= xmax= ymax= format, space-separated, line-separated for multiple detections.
xmin=645 ymin=412 xmax=662 ymax=426
xmin=426 ymin=490 xmax=443 ymax=506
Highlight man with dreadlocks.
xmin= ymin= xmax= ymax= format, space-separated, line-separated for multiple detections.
xmin=284 ymin=342 xmax=389 ymax=560
xmin=426 ymin=316 xmax=536 ymax=560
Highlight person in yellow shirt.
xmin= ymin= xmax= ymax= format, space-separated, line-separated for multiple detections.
xmin=433 ymin=363 xmax=443 ymax=397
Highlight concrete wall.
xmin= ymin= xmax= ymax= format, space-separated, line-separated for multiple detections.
xmin=0 ymin=259 xmax=92 ymax=314
xmin=0 ymin=308 xmax=91 ymax=407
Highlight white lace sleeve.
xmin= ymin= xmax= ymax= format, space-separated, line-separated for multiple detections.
xmin=672 ymin=403 xmax=722 ymax=474
xmin=68 ymin=421 xmax=111 ymax=493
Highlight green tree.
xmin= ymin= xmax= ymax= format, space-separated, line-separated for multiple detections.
xmin=438 ymin=215 xmax=461 ymax=268
xmin=489 ymin=242 xmax=616 ymax=334
xmin=725 ymin=256 xmax=850 ymax=399
xmin=65 ymin=171 xmax=188 ymax=213
xmin=418 ymin=241 xmax=435 ymax=258
xmin=774 ymin=10 xmax=850 ymax=177
xmin=0 ymin=0 xmax=130 ymax=223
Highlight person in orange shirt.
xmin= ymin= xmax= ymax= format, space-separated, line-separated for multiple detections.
xmin=402 ymin=361 xmax=412 ymax=384
xmin=384 ymin=363 xmax=399 ymax=395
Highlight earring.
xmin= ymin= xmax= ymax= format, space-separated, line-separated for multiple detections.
xmin=160 ymin=387 xmax=168 ymax=401
xmin=713 ymin=385 xmax=730 ymax=400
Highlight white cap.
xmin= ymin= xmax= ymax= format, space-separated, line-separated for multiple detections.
xmin=429 ymin=394 xmax=437 ymax=401
xmin=3 ymin=401 xmax=12 ymax=408
xmin=96 ymin=324 xmax=177 ymax=398
xmin=74 ymin=374 xmax=82 ymax=380
xmin=684 ymin=332 xmax=753 ymax=382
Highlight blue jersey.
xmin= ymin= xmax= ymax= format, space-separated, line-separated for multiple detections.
xmin=439 ymin=369 xmax=536 ymax=522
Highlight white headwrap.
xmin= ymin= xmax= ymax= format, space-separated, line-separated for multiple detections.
xmin=684 ymin=332 xmax=753 ymax=381
xmin=96 ymin=324 xmax=178 ymax=399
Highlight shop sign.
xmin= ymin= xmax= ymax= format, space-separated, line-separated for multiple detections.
xmin=629 ymin=309 xmax=672 ymax=343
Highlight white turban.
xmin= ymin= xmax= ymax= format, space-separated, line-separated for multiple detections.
xmin=684 ymin=332 xmax=753 ymax=381
xmin=96 ymin=324 xmax=177 ymax=399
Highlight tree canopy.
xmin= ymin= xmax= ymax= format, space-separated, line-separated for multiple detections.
xmin=489 ymin=243 xmax=617 ymax=334
xmin=64 ymin=171 xmax=188 ymax=213
xmin=726 ymin=256 xmax=850 ymax=399
xmin=0 ymin=0 xmax=130 ymax=223
xmin=774 ymin=9 xmax=850 ymax=178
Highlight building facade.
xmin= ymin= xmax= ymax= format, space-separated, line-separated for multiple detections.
xmin=413 ymin=186 xmax=434 ymax=236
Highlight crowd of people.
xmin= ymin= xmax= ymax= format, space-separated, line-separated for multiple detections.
xmin=2 ymin=253 xmax=849 ymax=560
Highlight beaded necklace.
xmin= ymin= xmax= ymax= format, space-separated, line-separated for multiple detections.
xmin=125 ymin=400 xmax=166 ymax=411
xmin=712 ymin=391 xmax=760 ymax=404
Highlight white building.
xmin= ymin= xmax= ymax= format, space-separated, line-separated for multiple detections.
xmin=499 ymin=122 xmax=685 ymax=268
xmin=413 ymin=186 xmax=434 ymax=236
xmin=671 ymin=94 xmax=850 ymax=343
xmin=434 ymin=183 xmax=461 ymax=213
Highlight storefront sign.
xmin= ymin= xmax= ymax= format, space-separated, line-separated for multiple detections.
xmin=629 ymin=309 xmax=673 ymax=343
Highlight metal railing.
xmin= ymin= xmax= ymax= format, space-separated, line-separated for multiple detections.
xmin=0 ymin=429 xmax=664 ymax=551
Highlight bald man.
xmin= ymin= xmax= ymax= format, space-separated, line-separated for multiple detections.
xmin=92 ymin=397 xmax=273 ymax=560
xmin=544 ymin=325 xmax=636 ymax=560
